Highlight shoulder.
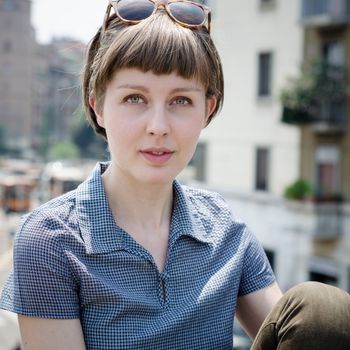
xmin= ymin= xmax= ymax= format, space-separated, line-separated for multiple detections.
xmin=4 ymin=193 xmax=82 ymax=319
xmin=14 ymin=190 xmax=79 ymax=253
xmin=180 ymin=184 xmax=249 ymax=242
xmin=182 ymin=184 xmax=230 ymax=216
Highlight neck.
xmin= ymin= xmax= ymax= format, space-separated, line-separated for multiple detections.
xmin=102 ymin=164 xmax=174 ymax=233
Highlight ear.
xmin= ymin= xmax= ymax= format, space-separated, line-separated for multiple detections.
xmin=89 ymin=95 xmax=105 ymax=128
xmin=205 ymin=95 xmax=217 ymax=124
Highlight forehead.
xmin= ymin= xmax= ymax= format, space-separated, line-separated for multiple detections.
xmin=107 ymin=68 xmax=206 ymax=92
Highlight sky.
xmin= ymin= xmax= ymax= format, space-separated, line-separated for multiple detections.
xmin=31 ymin=0 xmax=108 ymax=44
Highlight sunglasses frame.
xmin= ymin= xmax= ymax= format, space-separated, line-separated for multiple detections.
xmin=102 ymin=0 xmax=211 ymax=34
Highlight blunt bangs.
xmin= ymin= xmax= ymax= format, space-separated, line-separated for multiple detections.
xmin=100 ymin=12 xmax=211 ymax=90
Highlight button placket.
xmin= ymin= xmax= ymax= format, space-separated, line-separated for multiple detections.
xmin=158 ymin=271 xmax=169 ymax=306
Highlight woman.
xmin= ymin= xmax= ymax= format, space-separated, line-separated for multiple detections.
xmin=1 ymin=1 xmax=349 ymax=349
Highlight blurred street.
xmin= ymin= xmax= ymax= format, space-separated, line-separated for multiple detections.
xmin=0 ymin=211 xmax=21 ymax=350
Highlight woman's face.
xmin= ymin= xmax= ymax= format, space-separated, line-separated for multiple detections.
xmin=91 ymin=68 xmax=216 ymax=186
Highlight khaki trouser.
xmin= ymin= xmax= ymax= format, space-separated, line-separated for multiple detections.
xmin=251 ymin=282 xmax=350 ymax=350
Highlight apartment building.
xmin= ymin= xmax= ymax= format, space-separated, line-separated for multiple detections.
xmin=198 ymin=0 xmax=303 ymax=195
xmin=280 ymin=0 xmax=350 ymax=290
xmin=297 ymin=0 xmax=350 ymax=200
xmin=0 ymin=0 xmax=85 ymax=157
xmin=0 ymin=0 xmax=36 ymax=154
xmin=36 ymin=38 xmax=86 ymax=149
xmin=190 ymin=0 xmax=350 ymax=292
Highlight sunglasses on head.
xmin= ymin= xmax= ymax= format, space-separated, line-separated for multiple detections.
xmin=102 ymin=0 xmax=211 ymax=34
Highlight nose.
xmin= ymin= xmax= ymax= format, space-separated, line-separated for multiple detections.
xmin=157 ymin=0 xmax=168 ymax=7
xmin=146 ymin=106 xmax=171 ymax=137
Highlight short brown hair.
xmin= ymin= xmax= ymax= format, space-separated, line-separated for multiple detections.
xmin=82 ymin=11 xmax=224 ymax=139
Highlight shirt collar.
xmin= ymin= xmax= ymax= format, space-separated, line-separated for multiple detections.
xmin=170 ymin=180 xmax=213 ymax=246
xmin=76 ymin=162 xmax=211 ymax=255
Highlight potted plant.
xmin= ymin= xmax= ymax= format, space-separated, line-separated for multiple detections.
xmin=284 ymin=179 xmax=313 ymax=200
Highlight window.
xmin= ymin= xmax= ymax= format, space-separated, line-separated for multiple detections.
xmin=315 ymin=145 xmax=340 ymax=197
xmin=310 ymin=271 xmax=338 ymax=286
xmin=309 ymin=256 xmax=339 ymax=287
xmin=189 ymin=142 xmax=207 ymax=182
xmin=260 ymin=0 xmax=277 ymax=10
xmin=258 ymin=52 xmax=273 ymax=97
xmin=264 ymin=249 xmax=275 ymax=272
xmin=2 ymin=0 xmax=18 ymax=11
xmin=1 ymin=81 xmax=11 ymax=95
xmin=255 ymin=147 xmax=270 ymax=191
xmin=3 ymin=40 xmax=12 ymax=53
xmin=322 ymin=41 xmax=345 ymax=66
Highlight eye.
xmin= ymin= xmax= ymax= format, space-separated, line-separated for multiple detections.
xmin=124 ymin=94 xmax=145 ymax=104
xmin=172 ymin=97 xmax=192 ymax=106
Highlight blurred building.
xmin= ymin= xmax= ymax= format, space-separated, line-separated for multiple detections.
xmin=199 ymin=0 xmax=303 ymax=194
xmin=284 ymin=0 xmax=350 ymax=290
xmin=0 ymin=0 xmax=37 ymax=155
xmin=0 ymin=0 xmax=85 ymax=157
xmin=190 ymin=0 xmax=350 ymax=292
xmin=298 ymin=0 xmax=350 ymax=200
xmin=36 ymin=38 xmax=86 ymax=150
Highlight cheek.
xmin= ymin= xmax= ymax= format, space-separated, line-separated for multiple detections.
xmin=184 ymin=113 xmax=206 ymax=135
xmin=103 ymin=111 xmax=130 ymax=135
xmin=179 ymin=122 xmax=204 ymax=150
xmin=104 ymin=118 xmax=141 ymax=153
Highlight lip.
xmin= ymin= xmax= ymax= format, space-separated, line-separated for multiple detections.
xmin=140 ymin=148 xmax=175 ymax=165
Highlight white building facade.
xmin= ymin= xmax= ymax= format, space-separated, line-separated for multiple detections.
xmin=200 ymin=0 xmax=303 ymax=196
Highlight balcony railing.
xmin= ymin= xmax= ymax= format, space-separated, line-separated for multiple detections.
xmin=311 ymin=101 xmax=347 ymax=133
xmin=301 ymin=0 xmax=350 ymax=27
xmin=282 ymin=102 xmax=347 ymax=132
xmin=315 ymin=203 xmax=342 ymax=240
xmin=281 ymin=61 xmax=348 ymax=132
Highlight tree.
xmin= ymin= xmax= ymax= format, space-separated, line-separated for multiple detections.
xmin=48 ymin=142 xmax=80 ymax=160
xmin=72 ymin=118 xmax=107 ymax=160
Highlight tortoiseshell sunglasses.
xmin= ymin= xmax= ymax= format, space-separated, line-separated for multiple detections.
xmin=102 ymin=0 xmax=211 ymax=34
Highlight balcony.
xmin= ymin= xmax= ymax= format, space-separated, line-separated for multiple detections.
xmin=283 ymin=198 xmax=344 ymax=240
xmin=311 ymin=101 xmax=347 ymax=133
xmin=281 ymin=61 xmax=348 ymax=133
xmin=314 ymin=202 xmax=342 ymax=240
xmin=282 ymin=103 xmax=347 ymax=134
xmin=301 ymin=0 xmax=350 ymax=27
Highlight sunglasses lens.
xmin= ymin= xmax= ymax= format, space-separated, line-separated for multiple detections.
xmin=118 ymin=0 xmax=155 ymax=21
xmin=168 ymin=2 xmax=206 ymax=26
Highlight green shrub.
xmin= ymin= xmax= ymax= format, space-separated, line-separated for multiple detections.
xmin=284 ymin=179 xmax=312 ymax=200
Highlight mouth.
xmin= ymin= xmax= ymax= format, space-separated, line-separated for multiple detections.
xmin=141 ymin=147 xmax=174 ymax=154
xmin=140 ymin=148 xmax=175 ymax=164
xmin=145 ymin=151 xmax=171 ymax=156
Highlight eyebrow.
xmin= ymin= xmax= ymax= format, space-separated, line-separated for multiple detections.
xmin=115 ymin=84 xmax=202 ymax=93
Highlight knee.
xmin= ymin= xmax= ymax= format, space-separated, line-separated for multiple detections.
xmin=285 ymin=281 xmax=349 ymax=312
xmin=284 ymin=281 xmax=350 ymax=321
xmin=279 ymin=282 xmax=350 ymax=346
xmin=252 ymin=282 xmax=350 ymax=350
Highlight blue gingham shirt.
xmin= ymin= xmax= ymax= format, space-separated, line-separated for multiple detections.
xmin=1 ymin=162 xmax=275 ymax=349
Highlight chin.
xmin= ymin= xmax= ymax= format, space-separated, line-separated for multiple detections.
xmin=136 ymin=168 xmax=182 ymax=186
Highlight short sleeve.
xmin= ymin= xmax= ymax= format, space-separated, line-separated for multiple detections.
xmin=0 ymin=212 xmax=80 ymax=319
xmin=238 ymin=228 xmax=276 ymax=297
